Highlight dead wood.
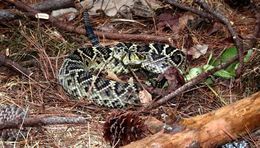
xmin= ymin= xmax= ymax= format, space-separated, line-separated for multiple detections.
xmin=0 ymin=115 xmax=88 ymax=130
xmin=125 ymin=92 xmax=260 ymax=148
xmin=0 ymin=0 xmax=74 ymax=21
xmin=164 ymin=0 xmax=214 ymax=19
xmin=31 ymin=0 xmax=74 ymax=12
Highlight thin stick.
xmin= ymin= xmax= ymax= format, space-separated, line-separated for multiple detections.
xmin=0 ymin=54 xmax=32 ymax=76
xmin=164 ymin=0 xmax=214 ymax=19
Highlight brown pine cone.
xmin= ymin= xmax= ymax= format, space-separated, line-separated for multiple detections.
xmin=103 ymin=111 xmax=148 ymax=147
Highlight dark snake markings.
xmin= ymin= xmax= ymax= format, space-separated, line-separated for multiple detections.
xmin=58 ymin=11 xmax=185 ymax=108
xmin=58 ymin=43 xmax=185 ymax=108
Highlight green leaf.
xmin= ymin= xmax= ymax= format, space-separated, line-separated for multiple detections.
xmin=209 ymin=47 xmax=238 ymax=66
xmin=214 ymin=69 xmax=236 ymax=79
xmin=244 ymin=49 xmax=253 ymax=62
xmin=208 ymin=57 xmax=218 ymax=66
xmin=185 ymin=67 xmax=203 ymax=81
xmin=187 ymin=48 xmax=253 ymax=81
xmin=203 ymin=64 xmax=236 ymax=79
xmin=205 ymin=77 xmax=214 ymax=85
xmin=225 ymin=63 xmax=238 ymax=76
xmin=220 ymin=47 xmax=237 ymax=62
xmin=203 ymin=64 xmax=214 ymax=71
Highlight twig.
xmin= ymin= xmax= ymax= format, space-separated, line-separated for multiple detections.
xmin=194 ymin=0 xmax=244 ymax=77
xmin=0 ymin=54 xmax=32 ymax=76
xmin=163 ymin=0 xmax=214 ymax=20
xmin=0 ymin=115 xmax=88 ymax=130
xmin=2 ymin=0 xmax=174 ymax=44
xmin=32 ymin=0 xmax=74 ymax=12
xmin=145 ymin=55 xmax=238 ymax=110
xmin=0 ymin=0 xmax=74 ymax=21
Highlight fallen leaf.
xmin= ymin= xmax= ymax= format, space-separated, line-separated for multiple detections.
xmin=151 ymin=66 xmax=185 ymax=96
xmin=83 ymin=0 xmax=134 ymax=17
xmin=51 ymin=8 xmax=77 ymax=22
xmin=51 ymin=8 xmax=77 ymax=17
xmin=157 ymin=12 xmax=194 ymax=38
xmin=106 ymin=71 xmax=125 ymax=83
xmin=188 ymin=44 xmax=208 ymax=59
xmin=139 ymin=89 xmax=152 ymax=105
xmin=157 ymin=11 xmax=180 ymax=34
xmin=207 ymin=22 xmax=224 ymax=35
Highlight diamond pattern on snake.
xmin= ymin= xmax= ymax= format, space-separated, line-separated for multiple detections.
xmin=58 ymin=12 xmax=185 ymax=108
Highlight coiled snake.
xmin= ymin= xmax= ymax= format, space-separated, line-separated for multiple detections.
xmin=58 ymin=12 xmax=185 ymax=108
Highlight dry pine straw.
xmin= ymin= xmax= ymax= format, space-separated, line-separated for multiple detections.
xmin=0 ymin=1 xmax=259 ymax=147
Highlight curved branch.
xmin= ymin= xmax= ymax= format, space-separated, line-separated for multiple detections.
xmin=195 ymin=0 xmax=244 ymax=76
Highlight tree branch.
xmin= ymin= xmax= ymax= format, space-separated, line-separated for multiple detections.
xmin=0 ymin=0 xmax=74 ymax=21
xmin=2 ymin=0 xmax=174 ymax=44
xmin=164 ymin=0 xmax=214 ymax=19
xmin=125 ymin=92 xmax=260 ymax=147
xmin=0 ymin=115 xmax=88 ymax=130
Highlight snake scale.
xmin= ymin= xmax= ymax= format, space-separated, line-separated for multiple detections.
xmin=58 ymin=12 xmax=185 ymax=108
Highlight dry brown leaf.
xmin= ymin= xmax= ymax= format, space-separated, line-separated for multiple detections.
xmin=157 ymin=12 xmax=194 ymax=38
xmin=83 ymin=0 xmax=134 ymax=16
xmin=188 ymin=44 xmax=208 ymax=59
xmin=106 ymin=71 xmax=125 ymax=83
xmin=139 ymin=89 xmax=152 ymax=105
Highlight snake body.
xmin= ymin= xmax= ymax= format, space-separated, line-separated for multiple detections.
xmin=58 ymin=12 xmax=185 ymax=108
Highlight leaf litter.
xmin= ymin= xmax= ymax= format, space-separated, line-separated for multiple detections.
xmin=0 ymin=0 xmax=260 ymax=147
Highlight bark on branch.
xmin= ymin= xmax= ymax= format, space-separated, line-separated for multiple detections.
xmin=125 ymin=92 xmax=260 ymax=148
xmin=0 ymin=0 xmax=74 ymax=21
xmin=0 ymin=115 xmax=88 ymax=130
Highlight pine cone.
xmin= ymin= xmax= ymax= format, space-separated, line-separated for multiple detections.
xmin=103 ymin=111 xmax=147 ymax=147
xmin=0 ymin=104 xmax=28 ymax=141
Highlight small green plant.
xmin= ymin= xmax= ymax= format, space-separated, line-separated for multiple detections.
xmin=185 ymin=47 xmax=253 ymax=81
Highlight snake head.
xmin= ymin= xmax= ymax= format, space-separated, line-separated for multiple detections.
xmin=112 ymin=43 xmax=145 ymax=66
xmin=122 ymin=52 xmax=145 ymax=66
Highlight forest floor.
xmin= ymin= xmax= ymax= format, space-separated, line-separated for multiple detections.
xmin=0 ymin=0 xmax=260 ymax=147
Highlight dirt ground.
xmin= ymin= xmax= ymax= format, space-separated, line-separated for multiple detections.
xmin=0 ymin=0 xmax=259 ymax=147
